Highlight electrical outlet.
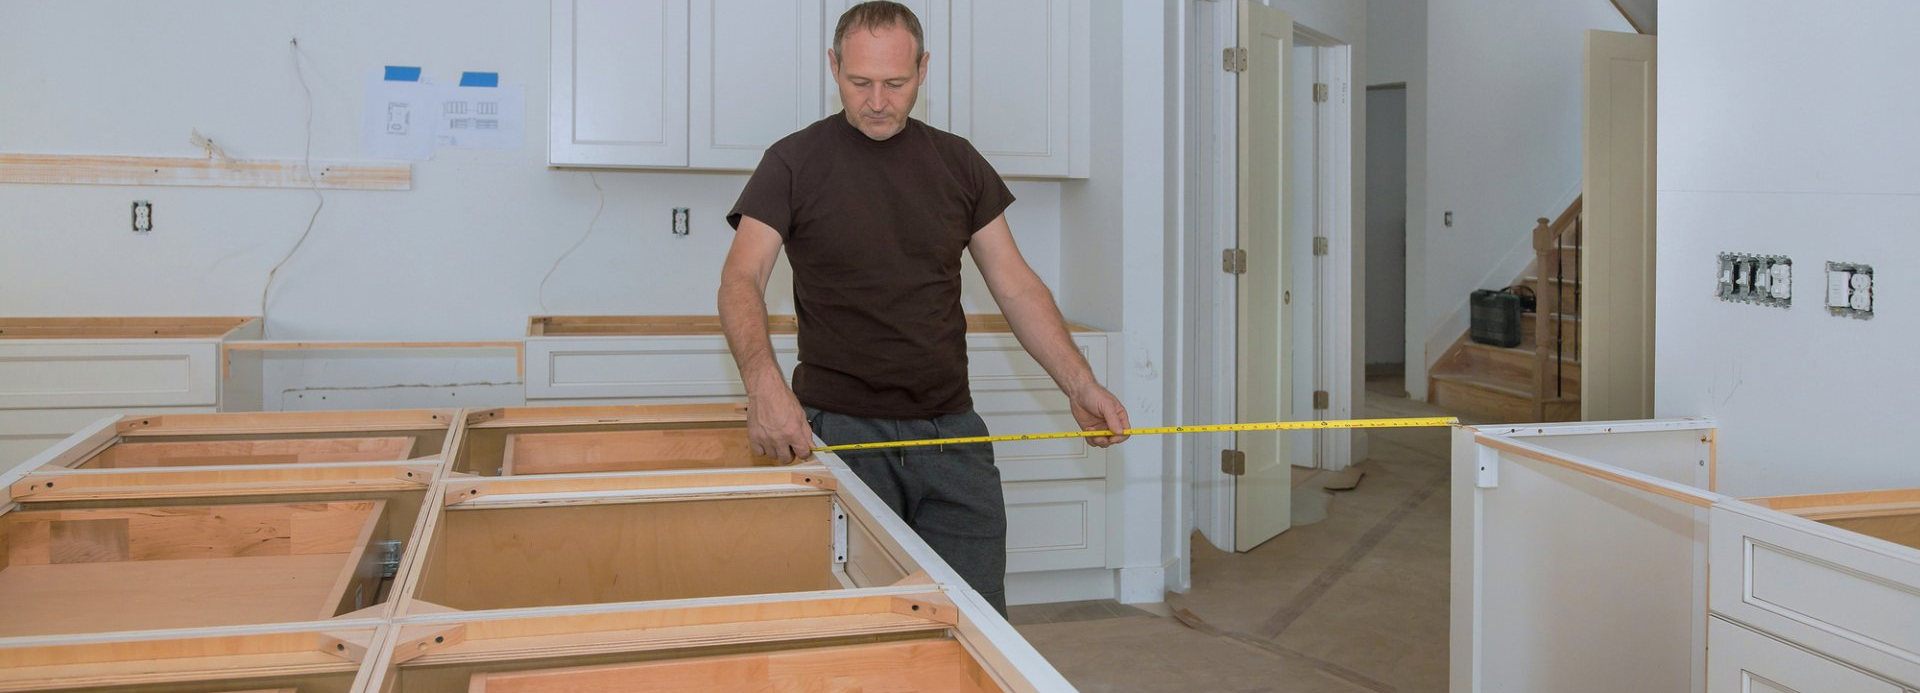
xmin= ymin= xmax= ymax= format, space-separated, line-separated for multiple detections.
xmin=671 ymin=207 xmax=690 ymax=236
xmin=131 ymin=200 xmax=153 ymax=233
xmin=1716 ymin=252 xmax=1790 ymax=308
xmin=1825 ymin=262 xmax=1873 ymax=319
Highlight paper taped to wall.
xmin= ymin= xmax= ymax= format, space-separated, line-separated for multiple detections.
xmin=362 ymin=67 xmax=435 ymax=161
xmin=361 ymin=67 xmax=525 ymax=159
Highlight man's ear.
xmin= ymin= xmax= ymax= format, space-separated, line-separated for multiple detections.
xmin=917 ymin=51 xmax=929 ymax=80
xmin=828 ymin=48 xmax=840 ymax=77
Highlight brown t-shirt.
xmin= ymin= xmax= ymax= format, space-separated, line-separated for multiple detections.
xmin=728 ymin=113 xmax=1015 ymax=419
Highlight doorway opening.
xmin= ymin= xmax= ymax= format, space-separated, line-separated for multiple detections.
xmin=1181 ymin=0 xmax=1355 ymax=554
xmin=1363 ymin=83 xmax=1408 ymax=390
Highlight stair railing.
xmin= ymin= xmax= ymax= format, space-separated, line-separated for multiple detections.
xmin=1529 ymin=196 xmax=1582 ymax=420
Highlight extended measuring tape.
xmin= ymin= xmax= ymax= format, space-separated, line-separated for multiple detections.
xmin=811 ymin=416 xmax=1460 ymax=453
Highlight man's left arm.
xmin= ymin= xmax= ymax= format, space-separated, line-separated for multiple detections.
xmin=969 ymin=214 xmax=1130 ymax=447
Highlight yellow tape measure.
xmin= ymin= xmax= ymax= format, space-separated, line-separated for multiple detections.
xmin=811 ymin=416 xmax=1460 ymax=453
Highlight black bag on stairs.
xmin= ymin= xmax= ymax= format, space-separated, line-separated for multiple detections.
xmin=1469 ymin=288 xmax=1525 ymax=348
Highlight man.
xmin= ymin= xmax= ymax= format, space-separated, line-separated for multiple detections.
xmin=719 ymin=1 xmax=1127 ymax=615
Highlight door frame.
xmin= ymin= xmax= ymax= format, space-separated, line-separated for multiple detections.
xmin=1182 ymin=4 xmax=1356 ymax=552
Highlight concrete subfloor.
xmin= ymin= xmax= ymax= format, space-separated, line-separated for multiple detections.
xmin=1010 ymin=376 xmax=1454 ymax=693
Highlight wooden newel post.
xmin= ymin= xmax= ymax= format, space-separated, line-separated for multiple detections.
xmin=1529 ymin=217 xmax=1556 ymax=421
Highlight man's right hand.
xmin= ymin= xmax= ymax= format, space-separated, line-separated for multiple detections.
xmin=747 ymin=383 xmax=815 ymax=464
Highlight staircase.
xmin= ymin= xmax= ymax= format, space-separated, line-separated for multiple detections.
xmin=1429 ymin=198 xmax=1583 ymax=424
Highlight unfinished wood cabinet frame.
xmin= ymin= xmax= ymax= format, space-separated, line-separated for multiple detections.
xmin=0 ymin=405 xmax=1076 ymax=692
xmin=4 ymin=410 xmax=458 ymax=505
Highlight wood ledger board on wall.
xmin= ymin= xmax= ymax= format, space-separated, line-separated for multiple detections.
xmin=0 ymin=154 xmax=412 ymax=191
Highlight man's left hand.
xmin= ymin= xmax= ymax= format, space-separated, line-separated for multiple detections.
xmin=1069 ymin=384 xmax=1130 ymax=448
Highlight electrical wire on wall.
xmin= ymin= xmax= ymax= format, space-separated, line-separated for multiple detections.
xmin=538 ymin=171 xmax=606 ymax=313
xmin=260 ymin=36 xmax=325 ymax=338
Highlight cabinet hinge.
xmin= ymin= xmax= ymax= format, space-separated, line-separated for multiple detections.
xmin=1221 ymin=449 xmax=1246 ymax=476
xmin=1313 ymin=236 xmax=1329 ymax=256
xmin=1223 ymin=248 xmax=1247 ymax=275
xmin=1313 ymin=390 xmax=1330 ymax=410
xmin=1313 ymin=82 xmax=1330 ymax=103
xmin=1223 ymin=47 xmax=1248 ymax=73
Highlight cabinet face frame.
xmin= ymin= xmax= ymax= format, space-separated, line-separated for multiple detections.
xmin=0 ymin=622 xmax=384 ymax=693
xmin=2 ymin=410 xmax=457 ymax=506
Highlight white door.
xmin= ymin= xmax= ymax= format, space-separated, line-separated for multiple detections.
xmin=819 ymin=0 xmax=947 ymax=128
xmin=1581 ymin=30 xmax=1656 ymax=421
xmin=689 ymin=0 xmax=824 ymax=169
xmin=550 ymin=0 xmax=689 ymax=167
xmin=1233 ymin=0 xmax=1294 ymax=553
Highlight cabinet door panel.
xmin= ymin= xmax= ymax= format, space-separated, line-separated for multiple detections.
xmin=552 ymin=0 xmax=689 ymax=166
xmin=948 ymin=0 xmax=1070 ymax=176
xmin=691 ymin=0 xmax=824 ymax=169
xmin=819 ymin=0 xmax=947 ymax=128
xmin=1709 ymin=617 xmax=1904 ymax=693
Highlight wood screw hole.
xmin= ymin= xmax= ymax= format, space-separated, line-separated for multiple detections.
xmin=434 ymin=636 xmax=444 ymax=643
xmin=336 ymin=643 xmax=345 ymax=651
xmin=910 ymin=604 xmax=920 ymax=611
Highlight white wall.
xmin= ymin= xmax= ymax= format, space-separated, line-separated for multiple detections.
xmin=1657 ymin=0 xmax=1920 ymax=496
xmin=1366 ymin=0 xmax=1424 ymax=86
xmin=0 ymin=0 xmax=1064 ymax=403
xmin=1405 ymin=0 xmax=1628 ymax=398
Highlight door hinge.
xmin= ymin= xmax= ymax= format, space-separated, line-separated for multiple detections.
xmin=1313 ymin=390 xmax=1330 ymax=410
xmin=1313 ymin=236 xmax=1329 ymax=256
xmin=1221 ymin=449 xmax=1246 ymax=476
xmin=1223 ymin=248 xmax=1247 ymax=275
xmin=1313 ymin=82 xmax=1330 ymax=102
xmin=1223 ymin=47 xmax=1248 ymax=73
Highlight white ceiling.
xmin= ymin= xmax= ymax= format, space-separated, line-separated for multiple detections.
xmin=1611 ymin=0 xmax=1657 ymax=33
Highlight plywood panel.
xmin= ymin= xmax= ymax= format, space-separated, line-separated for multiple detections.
xmin=5 ymin=501 xmax=380 ymax=565
xmin=1825 ymin=513 xmax=1920 ymax=551
xmin=423 ymin=496 xmax=836 ymax=610
xmin=85 ymin=436 xmax=417 ymax=468
xmin=468 ymin=639 xmax=996 ymax=693
xmin=0 ymin=554 xmax=348 ymax=637
xmin=502 ymin=429 xmax=773 ymax=474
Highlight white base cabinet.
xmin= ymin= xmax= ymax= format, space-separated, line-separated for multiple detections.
xmin=0 ymin=317 xmax=259 ymax=468
xmin=1454 ymin=421 xmax=1920 ymax=693
xmin=524 ymin=316 xmax=1119 ymax=604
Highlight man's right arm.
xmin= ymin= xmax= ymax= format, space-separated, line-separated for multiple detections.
xmin=719 ymin=215 xmax=814 ymax=463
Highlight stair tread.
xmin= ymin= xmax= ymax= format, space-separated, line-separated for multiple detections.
xmin=1520 ymin=310 xmax=1581 ymax=322
xmin=1461 ymin=340 xmax=1580 ymax=363
xmin=1521 ymin=275 xmax=1580 ymax=285
xmin=1432 ymin=372 xmax=1578 ymax=402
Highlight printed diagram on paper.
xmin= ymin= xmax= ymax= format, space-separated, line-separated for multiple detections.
xmin=436 ymin=85 xmax=524 ymax=149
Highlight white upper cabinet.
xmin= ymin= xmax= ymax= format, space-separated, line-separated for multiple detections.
xmin=691 ymin=0 xmax=824 ymax=169
xmin=948 ymin=0 xmax=1086 ymax=177
xmin=552 ymin=0 xmax=1086 ymax=177
xmin=818 ymin=0 xmax=948 ymax=129
xmin=551 ymin=0 xmax=689 ymax=167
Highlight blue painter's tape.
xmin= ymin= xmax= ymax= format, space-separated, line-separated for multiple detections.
xmin=459 ymin=71 xmax=499 ymax=88
xmin=384 ymin=65 xmax=422 ymax=82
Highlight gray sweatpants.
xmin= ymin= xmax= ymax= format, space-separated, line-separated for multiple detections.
xmin=805 ymin=406 xmax=1008 ymax=615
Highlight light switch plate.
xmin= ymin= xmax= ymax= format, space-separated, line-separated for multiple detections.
xmin=1716 ymin=252 xmax=1791 ymax=308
